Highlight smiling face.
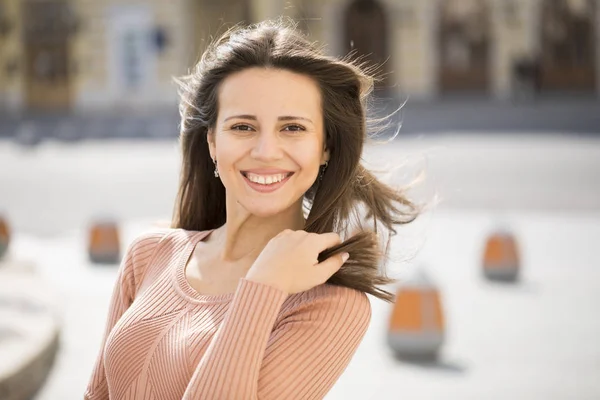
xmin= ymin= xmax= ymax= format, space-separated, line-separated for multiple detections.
xmin=207 ymin=67 xmax=330 ymax=219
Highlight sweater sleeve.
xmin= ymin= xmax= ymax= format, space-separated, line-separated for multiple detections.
xmin=183 ymin=278 xmax=372 ymax=400
xmin=83 ymin=229 xmax=168 ymax=400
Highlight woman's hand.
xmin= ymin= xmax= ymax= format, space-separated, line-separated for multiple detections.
xmin=245 ymin=229 xmax=349 ymax=294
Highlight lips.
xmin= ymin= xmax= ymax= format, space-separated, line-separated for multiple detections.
xmin=240 ymin=171 xmax=294 ymax=179
xmin=241 ymin=169 xmax=294 ymax=175
xmin=240 ymin=171 xmax=294 ymax=193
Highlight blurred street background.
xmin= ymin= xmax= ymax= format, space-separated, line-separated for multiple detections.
xmin=0 ymin=0 xmax=599 ymax=399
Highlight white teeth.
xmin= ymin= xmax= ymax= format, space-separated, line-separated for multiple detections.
xmin=246 ymin=173 xmax=288 ymax=185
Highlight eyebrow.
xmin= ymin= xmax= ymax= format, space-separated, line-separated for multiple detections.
xmin=223 ymin=115 xmax=314 ymax=124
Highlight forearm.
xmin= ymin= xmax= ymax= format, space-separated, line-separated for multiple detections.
xmin=183 ymin=278 xmax=287 ymax=399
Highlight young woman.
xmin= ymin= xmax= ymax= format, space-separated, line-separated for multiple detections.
xmin=84 ymin=18 xmax=419 ymax=400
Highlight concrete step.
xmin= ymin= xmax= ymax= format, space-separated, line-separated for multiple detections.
xmin=0 ymin=259 xmax=61 ymax=400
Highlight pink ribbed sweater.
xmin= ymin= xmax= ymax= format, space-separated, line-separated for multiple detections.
xmin=84 ymin=228 xmax=371 ymax=400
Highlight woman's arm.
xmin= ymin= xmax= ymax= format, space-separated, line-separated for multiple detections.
xmin=83 ymin=230 xmax=167 ymax=400
xmin=183 ymin=279 xmax=371 ymax=400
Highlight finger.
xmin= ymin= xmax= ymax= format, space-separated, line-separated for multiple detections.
xmin=310 ymin=232 xmax=342 ymax=251
xmin=315 ymin=252 xmax=347 ymax=283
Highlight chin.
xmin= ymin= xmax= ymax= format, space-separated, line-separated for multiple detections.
xmin=245 ymin=206 xmax=287 ymax=219
xmin=237 ymin=197 xmax=298 ymax=219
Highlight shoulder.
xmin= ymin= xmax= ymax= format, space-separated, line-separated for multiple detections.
xmin=120 ymin=227 xmax=175 ymax=294
xmin=126 ymin=227 xmax=213 ymax=288
xmin=290 ymin=283 xmax=371 ymax=313
xmin=128 ymin=227 xmax=172 ymax=249
xmin=125 ymin=227 xmax=174 ymax=264
xmin=127 ymin=227 xmax=204 ymax=258
xmin=282 ymin=283 xmax=372 ymax=332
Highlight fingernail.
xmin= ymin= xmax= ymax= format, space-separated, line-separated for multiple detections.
xmin=342 ymin=252 xmax=350 ymax=263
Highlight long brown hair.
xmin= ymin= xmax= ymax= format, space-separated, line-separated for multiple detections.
xmin=172 ymin=18 xmax=422 ymax=302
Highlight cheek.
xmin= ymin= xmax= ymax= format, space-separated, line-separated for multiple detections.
xmin=215 ymin=137 xmax=242 ymax=165
xmin=291 ymin=140 xmax=323 ymax=169
xmin=300 ymin=157 xmax=321 ymax=176
xmin=214 ymin=152 xmax=241 ymax=187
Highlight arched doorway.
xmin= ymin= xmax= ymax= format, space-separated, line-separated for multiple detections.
xmin=438 ymin=0 xmax=491 ymax=94
xmin=23 ymin=0 xmax=74 ymax=110
xmin=539 ymin=0 xmax=597 ymax=92
xmin=190 ymin=0 xmax=252 ymax=58
xmin=344 ymin=0 xmax=389 ymax=93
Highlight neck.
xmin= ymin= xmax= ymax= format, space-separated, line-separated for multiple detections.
xmin=212 ymin=197 xmax=306 ymax=264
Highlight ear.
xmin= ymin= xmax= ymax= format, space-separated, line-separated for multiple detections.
xmin=207 ymin=129 xmax=216 ymax=161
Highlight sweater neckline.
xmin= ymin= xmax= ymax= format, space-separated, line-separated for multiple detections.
xmin=173 ymin=229 xmax=236 ymax=304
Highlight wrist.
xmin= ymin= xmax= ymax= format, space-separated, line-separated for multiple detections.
xmin=244 ymin=271 xmax=287 ymax=293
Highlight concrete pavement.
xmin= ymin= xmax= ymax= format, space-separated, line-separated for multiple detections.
xmin=0 ymin=133 xmax=598 ymax=399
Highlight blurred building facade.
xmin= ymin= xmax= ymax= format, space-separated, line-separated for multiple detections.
xmin=0 ymin=0 xmax=598 ymax=112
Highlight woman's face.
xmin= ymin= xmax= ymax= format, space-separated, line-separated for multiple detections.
xmin=208 ymin=67 xmax=329 ymax=218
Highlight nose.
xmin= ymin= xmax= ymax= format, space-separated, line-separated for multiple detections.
xmin=250 ymin=130 xmax=283 ymax=162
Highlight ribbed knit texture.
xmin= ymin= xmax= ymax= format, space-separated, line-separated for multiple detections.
xmin=84 ymin=228 xmax=371 ymax=400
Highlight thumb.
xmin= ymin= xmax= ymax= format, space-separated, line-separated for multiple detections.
xmin=315 ymin=251 xmax=349 ymax=283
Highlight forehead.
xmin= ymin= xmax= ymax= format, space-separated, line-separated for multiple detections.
xmin=217 ymin=68 xmax=322 ymax=120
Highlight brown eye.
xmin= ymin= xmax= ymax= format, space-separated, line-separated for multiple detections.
xmin=283 ymin=124 xmax=305 ymax=132
xmin=232 ymin=124 xmax=253 ymax=131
